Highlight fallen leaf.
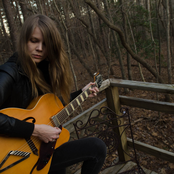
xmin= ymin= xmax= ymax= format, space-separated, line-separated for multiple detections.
xmin=169 ymin=117 xmax=174 ymax=122
xmin=160 ymin=168 xmax=167 ymax=174
xmin=169 ymin=163 xmax=174 ymax=169
xmin=152 ymin=132 xmax=158 ymax=136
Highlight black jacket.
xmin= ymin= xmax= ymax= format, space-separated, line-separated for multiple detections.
xmin=0 ymin=53 xmax=81 ymax=138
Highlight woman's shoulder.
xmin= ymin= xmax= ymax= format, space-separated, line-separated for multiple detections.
xmin=0 ymin=53 xmax=19 ymax=81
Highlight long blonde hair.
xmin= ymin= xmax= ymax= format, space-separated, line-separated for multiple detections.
xmin=17 ymin=14 xmax=73 ymax=104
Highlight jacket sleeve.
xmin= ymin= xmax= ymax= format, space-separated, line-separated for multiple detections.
xmin=0 ymin=113 xmax=34 ymax=138
xmin=0 ymin=64 xmax=34 ymax=138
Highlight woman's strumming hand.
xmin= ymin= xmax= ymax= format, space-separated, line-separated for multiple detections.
xmin=32 ymin=124 xmax=61 ymax=143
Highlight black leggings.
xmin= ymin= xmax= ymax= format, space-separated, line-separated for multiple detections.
xmin=48 ymin=137 xmax=107 ymax=174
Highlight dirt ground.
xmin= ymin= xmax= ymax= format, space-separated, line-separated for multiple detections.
xmin=70 ymin=54 xmax=174 ymax=174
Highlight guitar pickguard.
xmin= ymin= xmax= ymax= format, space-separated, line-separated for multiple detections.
xmin=37 ymin=141 xmax=56 ymax=170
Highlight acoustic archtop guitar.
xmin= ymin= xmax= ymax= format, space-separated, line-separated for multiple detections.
xmin=0 ymin=73 xmax=102 ymax=174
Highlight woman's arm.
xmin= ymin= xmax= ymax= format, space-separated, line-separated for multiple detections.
xmin=0 ymin=68 xmax=35 ymax=138
xmin=0 ymin=113 xmax=34 ymax=138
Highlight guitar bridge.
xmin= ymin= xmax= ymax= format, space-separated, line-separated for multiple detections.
xmin=0 ymin=150 xmax=30 ymax=173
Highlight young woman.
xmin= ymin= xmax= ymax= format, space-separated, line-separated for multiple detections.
xmin=0 ymin=14 xmax=106 ymax=174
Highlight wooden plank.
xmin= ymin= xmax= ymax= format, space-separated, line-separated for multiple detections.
xmin=118 ymin=161 xmax=137 ymax=173
xmin=141 ymin=167 xmax=152 ymax=174
xmin=110 ymin=79 xmax=174 ymax=94
xmin=99 ymin=79 xmax=110 ymax=92
xmin=101 ymin=163 xmax=125 ymax=174
xmin=119 ymin=95 xmax=174 ymax=114
xmin=105 ymin=86 xmax=130 ymax=162
xmin=127 ymin=138 xmax=174 ymax=163
xmin=74 ymin=169 xmax=81 ymax=174
xmin=151 ymin=171 xmax=158 ymax=174
xmin=101 ymin=161 xmax=156 ymax=174
xmin=63 ymin=98 xmax=107 ymax=133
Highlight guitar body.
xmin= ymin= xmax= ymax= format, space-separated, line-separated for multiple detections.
xmin=0 ymin=93 xmax=70 ymax=174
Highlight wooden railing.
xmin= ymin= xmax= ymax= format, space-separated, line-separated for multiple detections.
xmin=63 ymin=78 xmax=174 ymax=164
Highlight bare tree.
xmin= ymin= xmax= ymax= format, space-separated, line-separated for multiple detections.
xmin=120 ymin=0 xmax=133 ymax=80
xmin=68 ymin=0 xmax=109 ymax=73
xmin=85 ymin=0 xmax=165 ymax=83
xmin=19 ymin=0 xmax=28 ymax=21
xmin=156 ymin=0 xmax=162 ymax=75
xmin=2 ymin=0 xmax=18 ymax=51
xmin=103 ymin=0 xmax=126 ymax=79
xmin=166 ymin=0 xmax=172 ymax=84
xmin=147 ymin=0 xmax=158 ymax=80
xmin=53 ymin=0 xmax=78 ymax=90
xmin=0 ymin=9 xmax=7 ymax=37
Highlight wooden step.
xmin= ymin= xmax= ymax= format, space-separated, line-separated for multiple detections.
xmin=72 ymin=161 xmax=158 ymax=174
xmin=101 ymin=161 xmax=158 ymax=174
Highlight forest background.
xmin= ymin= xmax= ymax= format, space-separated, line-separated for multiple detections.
xmin=0 ymin=0 xmax=174 ymax=173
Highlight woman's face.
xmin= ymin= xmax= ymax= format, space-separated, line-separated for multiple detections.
xmin=27 ymin=27 xmax=48 ymax=64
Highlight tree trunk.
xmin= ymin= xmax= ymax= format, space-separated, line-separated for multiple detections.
xmin=156 ymin=0 xmax=162 ymax=75
xmin=86 ymin=4 xmax=100 ymax=67
xmin=15 ymin=0 xmax=22 ymax=26
xmin=19 ymin=0 xmax=28 ymax=21
xmin=53 ymin=0 xmax=78 ymax=90
xmin=2 ymin=0 xmax=18 ymax=51
xmin=36 ymin=0 xmax=43 ymax=14
xmin=68 ymin=0 xmax=108 ymax=68
xmin=147 ymin=0 xmax=158 ymax=80
xmin=169 ymin=0 xmax=173 ymax=68
xmin=103 ymin=0 xmax=126 ymax=79
xmin=127 ymin=13 xmax=145 ymax=82
xmin=166 ymin=0 xmax=172 ymax=83
xmin=96 ymin=0 xmax=108 ymax=54
xmin=0 ymin=11 xmax=7 ymax=37
xmin=120 ymin=0 xmax=133 ymax=80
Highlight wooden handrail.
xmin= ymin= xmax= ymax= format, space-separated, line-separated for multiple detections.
xmin=109 ymin=78 xmax=174 ymax=94
xmin=127 ymin=138 xmax=174 ymax=163
xmin=119 ymin=95 xmax=174 ymax=114
xmin=66 ymin=79 xmax=174 ymax=164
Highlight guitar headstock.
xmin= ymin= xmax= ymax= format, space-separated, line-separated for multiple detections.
xmin=94 ymin=72 xmax=103 ymax=88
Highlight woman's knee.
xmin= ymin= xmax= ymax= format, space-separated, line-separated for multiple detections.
xmin=88 ymin=137 xmax=107 ymax=158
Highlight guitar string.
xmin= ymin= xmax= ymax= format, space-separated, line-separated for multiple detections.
xmin=56 ymin=87 xmax=91 ymax=124
xmin=13 ymin=121 xmax=53 ymax=154
xmin=8 ymin=94 xmax=82 ymax=153
xmin=55 ymin=82 xmax=98 ymax=123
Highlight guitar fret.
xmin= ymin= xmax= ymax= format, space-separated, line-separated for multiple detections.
xmin=80 ymin=95 xmax=84 ymax=102
xmin=52 ymin=80 xmax=101 ymax=124
xmin=76 ymin=98 xmax=80 ymax=105
xmin=84 ymin=91 xmax=88 ymax=98
xmin=51 ymin=116 xmax=61 ymax=127
xmin=59 ymin=110 xmax=68 ymax=123
xmin=70 ymin=104 xmax=75 ymax=111
xmin=67 ymin=105 xmax=73 ymax=114
xmin=65 ymin=108 xmax=70 ymax=116
xmin=54 ymin=92 xmax=88 ymax=125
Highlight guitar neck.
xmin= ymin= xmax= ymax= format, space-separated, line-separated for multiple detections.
xmin=51 ymin=84 xmax=96 ymax=126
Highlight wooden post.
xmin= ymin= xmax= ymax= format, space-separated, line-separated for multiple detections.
xmin=105 ymin=86 xmax=130 ymax=162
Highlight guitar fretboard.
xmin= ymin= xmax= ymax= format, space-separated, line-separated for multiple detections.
xmin=51 ymin=86 xmax=93 ymax=127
